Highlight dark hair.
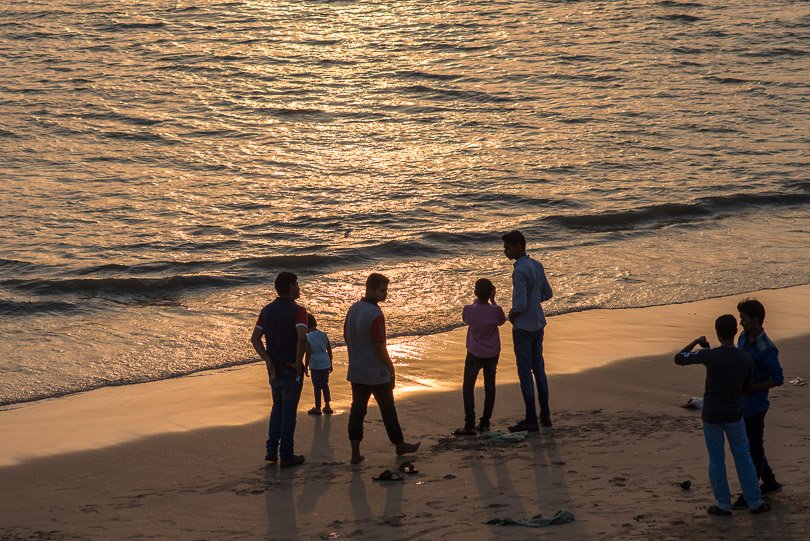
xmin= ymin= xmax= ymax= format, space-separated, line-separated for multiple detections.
xmin=474 ymin=278 xmax=495 ymax=301
xmin=501 ymin=230 xmax=526 ymax=248
xmin=366 ymin=272 xmax=390 ymax=290
xmin=737 ymin=298 xmax=765 ymax=324
xmin=715 ymin=314 xmax=738 ymax=340
xmin=274 ymin=271 xmax=298 ymax=296
xmin=307 ymin=314 xmax=317 ymax=327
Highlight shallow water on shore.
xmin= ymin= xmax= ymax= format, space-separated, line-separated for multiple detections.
xmin=1 ymin=0 xmax=809 ymax=404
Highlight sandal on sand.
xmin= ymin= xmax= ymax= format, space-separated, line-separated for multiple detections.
xmin=707 ymin=505 xmax=731 ymax=516
xmin=398 ymin=460 xmax=418 ymax=474
xmin=372 ymin=469 xmax=404 ymax=481
xmin=453 ymin=426 xmax=477 ymax=436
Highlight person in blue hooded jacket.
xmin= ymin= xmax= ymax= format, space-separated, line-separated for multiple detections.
xmin=731 ymin=299 xmax=784 ymax=509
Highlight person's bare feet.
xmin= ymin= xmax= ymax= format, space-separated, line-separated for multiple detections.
xmin=350 ymin=439 xmax=364 ymax=464
xmin=395 ymin=441 xmax=421 ymax=455
xmin=350 ymin=454 xmax=365 ymax=465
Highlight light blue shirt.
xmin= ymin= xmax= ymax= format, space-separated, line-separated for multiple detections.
xmin=510 ymin=255 xmax=553 ymax=332
xmin=306 ymin=329 xmax=331 ymax=370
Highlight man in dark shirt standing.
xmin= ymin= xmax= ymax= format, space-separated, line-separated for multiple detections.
xmin=674 ymin=314 xmax=769 ymax=516
xmin=251 ymin=271 xmax=309 ymax=468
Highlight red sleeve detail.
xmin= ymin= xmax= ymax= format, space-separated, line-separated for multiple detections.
xmin=371 ymin=314 xmax=386 ymax=342
xmin=295 ymin=306 xmax=308 ymax=326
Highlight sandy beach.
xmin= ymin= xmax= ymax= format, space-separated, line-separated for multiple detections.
xmin=2 ymin=285 xmax=809 ymax=540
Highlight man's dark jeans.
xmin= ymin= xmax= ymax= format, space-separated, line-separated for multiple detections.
xmin=267 ymin=376 xmax=303 ymax=460
xmin=513 ymin=327 xmax=550 ymax=424
xmin=348 ymin=382 xmax=404 ymax=444
xmin=462 ymin=352 xmax=498 ymax=428
xmin=744 ymin=410 xmax=778 ymax=486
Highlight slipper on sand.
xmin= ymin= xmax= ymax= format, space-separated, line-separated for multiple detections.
xmin=372 ymin=469 xmax=404 ymax=481
xmin=398 ymin=460 xmax=418 ymax=474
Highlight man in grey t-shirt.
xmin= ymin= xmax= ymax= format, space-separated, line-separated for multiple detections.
xmin=344 ymin=273 xmax=420 ymax=464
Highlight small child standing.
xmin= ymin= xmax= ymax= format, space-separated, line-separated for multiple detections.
xmin=305 ymin=314 xmax=333 ymax=415
xmin=454 ymin=278 xmax=506 ymax=435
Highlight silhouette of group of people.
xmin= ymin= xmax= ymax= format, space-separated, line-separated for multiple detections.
xmin=250 ymin=230 xmax=552 ymax=467
xmin=251 ymin=229 xmax=785 ymax=517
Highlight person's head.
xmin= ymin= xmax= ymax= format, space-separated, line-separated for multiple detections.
xmin=474 ymin=278 xmax=495 ymax=303
xmin=365 ymin=273 xmax=390 ymax=303
xmin=714 ymin=314 xmax=738 ymax=342
xmin=501 ymin=230 xmax=526 ymax=260
xmin=737 ymin=298 xmax=765 ymax=335
xmin=307 ymin=314 xmax=317 ymax=330
xmin=274 ymin=271 xmax=300 ymax=299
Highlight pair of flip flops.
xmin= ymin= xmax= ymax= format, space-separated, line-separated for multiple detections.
xmin=372 ymin=461 xmax=419 ymax=481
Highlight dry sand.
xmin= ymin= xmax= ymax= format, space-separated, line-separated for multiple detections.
xmin=1 ymin=286 xmax=809 ymax=540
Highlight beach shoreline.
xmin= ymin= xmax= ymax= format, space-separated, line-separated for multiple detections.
xmin=1 ymin=285 xmax=809 ymax=539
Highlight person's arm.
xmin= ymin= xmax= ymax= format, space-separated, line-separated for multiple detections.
xmin=508 ymin=268 xmax=527 ymax=324
xmin=294 ymin=325 xmax=307 ymax=377
xmin=540 ymin=267 xmax=553 ymax=302
xmin=327 ymin=337 xmax=333 ymax=373
xmin=251 ymin=324 xmax=275 ymax=384
xmin=373 ymin=340 xmax=396 ymax=388
xmin=371 ymin=313 xmax=396 ymax=387
xmin=674 ymin=336 xmax=710 ymax=365
xmin=742 ymin=363 xmax=753 ymax=394
xmin=748 ymin=348 xmax=784 ymax=391
xmin=304 ymin=340 xmax=312 ymax=377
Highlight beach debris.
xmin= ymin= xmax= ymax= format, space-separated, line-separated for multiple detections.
xmin=482 ymin=430 xmax=528 ymax=443
xmin=680 ymin=480 xmax=692 ymax=491
xmin=681 ymin=397 xmax=703 ymax=410
xmin=485 ymin=510 xmax=575 ymax=527
xmin=372 ymin=469 xmax=404 ymax=482
xmin=322 ymin=460 xmax=346 ymax=466
xmin=398 ymin=460 xmax=418 ymax=474
xmin=443 ymin=473 xmax=457 ymax=480
xmin=789 ymin=377 xmax=807 ymax=387
xmin=320 ymin=533 xmax=341 ymax=539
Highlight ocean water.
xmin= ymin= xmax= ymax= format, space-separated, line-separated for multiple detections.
xmin=1 ymin=0 xmax=808 ymax=405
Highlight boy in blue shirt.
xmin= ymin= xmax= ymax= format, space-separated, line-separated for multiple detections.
xmin=305 ymin=314 xmax=334 ymax=415
xmin=732 ymin=299 xmax=784 ymax=509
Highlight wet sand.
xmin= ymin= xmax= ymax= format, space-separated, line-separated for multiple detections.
xmin=1 ymin=286 xmax=809 ymax=539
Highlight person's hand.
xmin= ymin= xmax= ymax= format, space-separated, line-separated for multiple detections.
xmin=391 ymin=371 xmax=396 ymax=389
xmin=508 ymin=311 xmax=518 ymax=323
xmin=329 ymin=366 xmax=333 ymax=374
xmin=697 ymin=336 xmax=710 ymax=348
xmin=267 ymin=368 xmax=276 ymax=385
xmin=304 ymin=367 xmax=310 ymax=377
xmin=490 ymin=286 xmax=496 ymax=304
xmin=289 ymin=362 xmax=303 ymax=378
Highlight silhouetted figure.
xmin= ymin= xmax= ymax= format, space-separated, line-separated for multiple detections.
xmin=453 ymin=278 xmax=506 ymax=436
xmin=674 ymin=314 xmax=769 ymax=515
xmin=251 ymin=271 xmax=308 ymax=468
xmin=501 ymin=230 xmax=553 ymax=432
xmin=344 ymin=273 xmax=420 ymax=464
xmin=305 ymin=314 xmax=334 ymax=416
xmin=731 ymin=299 xmax=784 ymax=509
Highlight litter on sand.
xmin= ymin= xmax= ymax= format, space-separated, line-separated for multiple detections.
xmin=481 ymin=430 xmax=528 ymax=443
xmin=485 ymin=510 xmax=575 ymax=528
xmin=789 ymin=377 xmax=807 ymax=387
xmin=681 ymin=397 xmax=703 ymax=410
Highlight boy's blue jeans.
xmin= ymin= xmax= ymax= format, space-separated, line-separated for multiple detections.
xmin=703 ymin=419 xmax=763 ymax=511
xmin=513 ymin=328 xmax=549 ymax=423
xmin=311 ymin=368 xmax=331 ymax=409
xmin=267 ymin=376 xmax=303 ymax=460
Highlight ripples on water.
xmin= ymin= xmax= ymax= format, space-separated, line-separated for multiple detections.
xmin=1 ymin=0 xmax=809 ymax=404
